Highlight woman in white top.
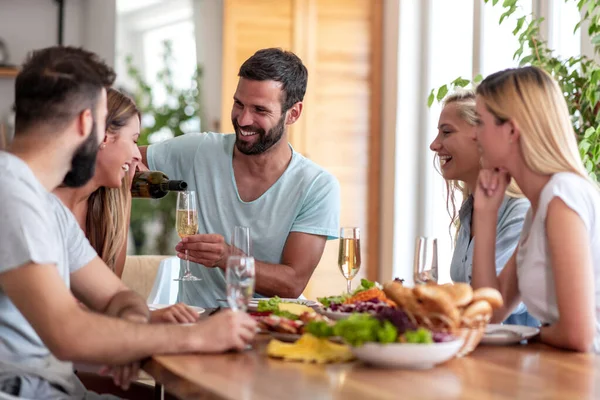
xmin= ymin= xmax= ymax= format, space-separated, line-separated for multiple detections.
xmin=471 ymin=66 xmax=600 ymax=353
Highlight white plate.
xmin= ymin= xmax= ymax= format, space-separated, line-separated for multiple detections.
xmin=350 ymin=339 xmax=464 ymax=369
xmin=315 ymin=308 xmax=354 ymax=320
xmin=148 ymin=304 xmax=205 ymax=315
xmin=481 ymin=324 xmax=539 ymax=345
xmin=248 ymin=298 xmax=321 ymax=311
xmin=259 ymin=331 xmax=343 ymax=343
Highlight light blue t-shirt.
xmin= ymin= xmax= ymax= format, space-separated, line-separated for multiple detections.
xmin=148 ymin=132 xmax=341 ymax=307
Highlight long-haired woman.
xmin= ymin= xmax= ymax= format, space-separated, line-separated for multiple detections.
xmin=472 ymin=66 xmax=600 ymax=352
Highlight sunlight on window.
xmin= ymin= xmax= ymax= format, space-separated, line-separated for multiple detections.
xmin=481 ymin=0 xmax=533 ymax=76
xmin=551 ymin=0 xmax=581 ymax=59
xmin=143 ymin=21 xmax=197 ymax=106
xmin=426 ymin=0 xmax=474 ymax=283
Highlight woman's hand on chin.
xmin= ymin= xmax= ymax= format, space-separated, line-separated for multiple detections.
xmin=474 ymin=168 xmax=510 ymax=214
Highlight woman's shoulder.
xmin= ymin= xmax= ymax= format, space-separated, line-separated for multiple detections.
xmin=543 ymin=172 xmax=600 ymax=208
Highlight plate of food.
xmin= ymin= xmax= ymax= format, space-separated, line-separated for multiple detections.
xmin=248 ymin=297 xmax=320 ymax=312
xmin=148 ymin=304 xmax=205 ymax=315
xmin=481 ymin=324 xmax=539 ymax=345
xmin=316 ymin=279 xmax=398 ymax=320
xmin=251 ymin=298 xmax=335 ymax=342
xmin=304 ymin=310 xmax=462 ymax=369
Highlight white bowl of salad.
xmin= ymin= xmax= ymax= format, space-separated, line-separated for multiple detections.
xmin=305 ymin=309 xmax=462 ymax=369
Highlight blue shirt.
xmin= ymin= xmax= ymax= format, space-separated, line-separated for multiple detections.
xmin=148 ymin=133 xmax=341 ymax=307
xmin=450 ymin=195 xmax=539 ymax=327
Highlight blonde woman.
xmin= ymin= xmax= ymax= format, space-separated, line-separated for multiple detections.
xmin=430 ymin=90 xmax=537 ymax=326
xmin=54 ymin=88 xmax=197 ymax=324
xmin=472 ymin=66 xmax=600 ymax=352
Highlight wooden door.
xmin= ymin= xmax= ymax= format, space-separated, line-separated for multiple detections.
xmin=221 ymin=0 xmax=382 ymax=298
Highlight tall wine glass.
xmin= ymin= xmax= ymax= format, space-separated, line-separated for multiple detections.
xmin=338 ymin=227 xmax=361 ymax=294
xmin=174 ymin=191 xmax=201 ymax=282
xmin=226 ymin=256 xmax=256 ymax=312
xmin=413 ymin=236 xmax=438 ymax=284
xmin=231 ymin=226 xmax=252 ymax=257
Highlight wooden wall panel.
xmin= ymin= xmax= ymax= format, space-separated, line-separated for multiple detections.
xmin=221 ymin=0 xmax=294 ymax=133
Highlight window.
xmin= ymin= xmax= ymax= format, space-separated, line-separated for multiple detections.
xmin=480 ymin=0 xmax=533 ymax=76
xmin=142 ymin=21 xmax=197 ymax=106
xmin=116 ymin=0 xmax=199 ymax=143
xmin=426 ymin=0 xmax=475 ymax=283
xmin=551 ymin=0 xmax=581 ymax=59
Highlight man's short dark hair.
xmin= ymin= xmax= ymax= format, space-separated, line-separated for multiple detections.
xmin=238 ymin=48 xmax=308 ymax=112
xmin=14 ymin=46 xmax=116 ymax=134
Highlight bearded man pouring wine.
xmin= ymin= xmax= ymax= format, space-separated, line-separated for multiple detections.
xmin=140 ymin=48 xmax=341 ymax=308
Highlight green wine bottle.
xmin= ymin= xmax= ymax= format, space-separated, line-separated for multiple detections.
xmin=131 ymin=171 xmax=188 ymax=199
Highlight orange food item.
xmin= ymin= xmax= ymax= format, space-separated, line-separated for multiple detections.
xmin=343 ymin=287 xmax=396 ymax=307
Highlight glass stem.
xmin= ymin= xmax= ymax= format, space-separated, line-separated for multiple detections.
xmin=347 ymin=279 xmax=352 ymax=294
xmin=185 ymin=249 xmax=190 ymax=275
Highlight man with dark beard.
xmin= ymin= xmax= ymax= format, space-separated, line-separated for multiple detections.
xmin=0 ymin=46 xmax=256 ymax=399
xmin=141 ymin=48 xmax=341 ymax=307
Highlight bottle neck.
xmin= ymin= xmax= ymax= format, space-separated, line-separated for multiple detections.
xmin=159 ymin=180 xmax=187 ymax=192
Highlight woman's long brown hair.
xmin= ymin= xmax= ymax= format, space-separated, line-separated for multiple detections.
xmin=86 ymin=88 xmax=140 ymax=271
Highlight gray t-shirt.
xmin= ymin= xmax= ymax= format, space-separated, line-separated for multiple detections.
xmin=0 ymin=151 xmax=98 ymax=396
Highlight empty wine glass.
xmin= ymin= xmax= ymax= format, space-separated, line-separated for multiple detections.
xmin=226 ymin=256 xmax=256 ymax=312
xmin=231 ymin=226 xmax=252 ymax=257
xmin=413 ymin=236 xmax=438 ymax=284
xmin=174 ymin=191 xmax=201 ymax=282
xmin=338 ymin=227 xmax=361 ymax=294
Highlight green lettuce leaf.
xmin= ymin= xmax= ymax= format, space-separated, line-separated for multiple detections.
xmin=305 ymin=321 xmax=334 ymax=338
xmin=257 ymin=296 xmax=282 ymax=312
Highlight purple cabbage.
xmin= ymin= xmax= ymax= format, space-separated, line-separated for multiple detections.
xmin=328 ymin=299 xmax=390 ymax=314
xmin=375 ymin=308 xmax=416 ymax=334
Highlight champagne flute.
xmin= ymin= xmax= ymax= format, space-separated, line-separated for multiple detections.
xmin=413 ymin=236 xmax=438 ymax=284
xmin=231 ymin=226 xmax=252 ymax=257
xmin=338 ymin=227 xmax=361 ymax=294
xmin=174 ymin=191 xmax=201 ymax=282
xmin=226 ymin=256 xmax=256 ymax=312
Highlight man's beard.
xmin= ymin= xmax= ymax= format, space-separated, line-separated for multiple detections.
xmin=62 ymin=122 xmax=99 ymax=188
xmin=233 ymin=113 xmax=286 ymax=155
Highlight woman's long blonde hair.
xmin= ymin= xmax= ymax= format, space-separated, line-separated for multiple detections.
xmin=438 ymin=90 xmax=522 ymax=238
xmin=86 ymin=88 xmax=140 ymax=271
xmin=476 ymin=66 xmax=591 ymax=184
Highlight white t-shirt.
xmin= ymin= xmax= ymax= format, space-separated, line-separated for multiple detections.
xmin=517 ymin=172 xmax=600 ymax=352
xmin=0 ymin=151 xmax=102 ymax=397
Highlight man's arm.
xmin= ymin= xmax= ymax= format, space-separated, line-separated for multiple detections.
xmin=139 ymin=146 xmax=149 ymax=169
xmin=177 ymin=232 xmax=327 ymax=298
xmin=254 ymin=232 xmax=327 ymax=297
xmin=70 ymin=256 xmax=149 ymax=321
xmin=0 ymin=262 xmax=257 ymax=364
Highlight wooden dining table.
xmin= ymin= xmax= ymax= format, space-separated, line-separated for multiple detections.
xmin=143 ymin=334 xmax=600 ymax=400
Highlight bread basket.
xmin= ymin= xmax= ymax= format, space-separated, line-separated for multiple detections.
xmin=383 ymin=282 xmax=499 ymax=357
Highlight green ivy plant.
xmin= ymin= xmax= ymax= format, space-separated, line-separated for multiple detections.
xmin=429 ymin=0 xmax=600 ymax=181
xmin=124 ymin=40 xmax=203 ymax=255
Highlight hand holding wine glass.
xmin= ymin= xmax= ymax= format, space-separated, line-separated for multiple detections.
xmin=174 ymin=191 xmax=201 ymax=282
xmin=338 ymin=227 xmax=361 ymax=294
